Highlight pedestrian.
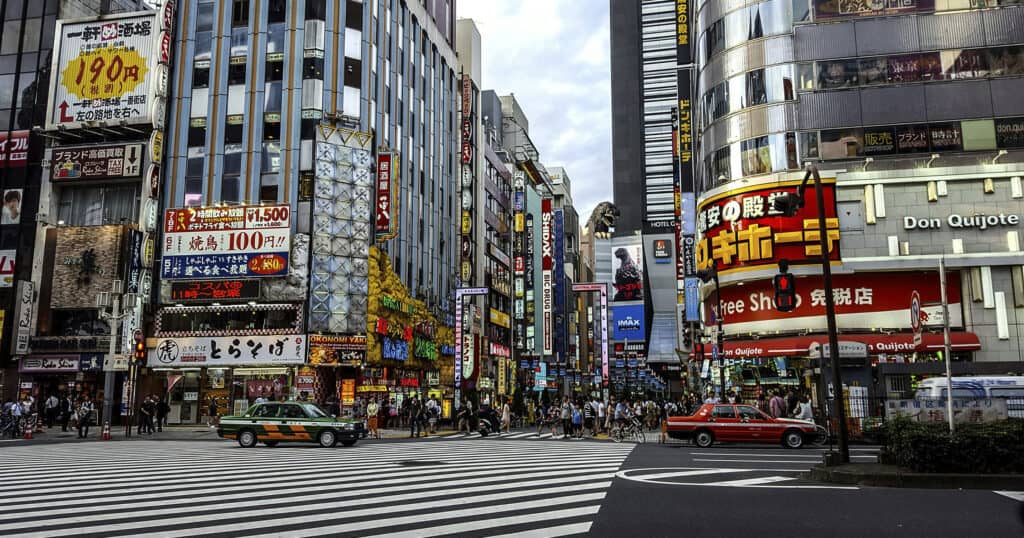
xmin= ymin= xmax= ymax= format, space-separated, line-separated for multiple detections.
xmin=457 ymin=399 xmax=471 ymax=432
xmin=8 ymin=398 xmax=23 ymax=438
xmin=76 ymin=397 xmax=94 ymax=439
xmin=44 ymin=393 xmax=59 ymax=428
xmin=769 ymin=390 xmax=786 ymax=418
xmin=155 ymin=396 xmax=169 ymax=432
xmin=786 ymin=389 xmax=799 ymax=417
xmin=795 ymin=396 xmax=814 ymax=422
xmin=137 ymin=397 xmax=151 ymax=434
xmin=427 ymin=396 xmax=440 ymax=434
xmin=409 ymin=397 xmax=422 ymax=438
xmin=572 ymin=402 xmax=583 ymax=439
xmin=366 ymin=397 xmax=380 ymax=439
xmin=205 ymin=395 xmax=218 ymax=426
xmin=500 ymin=398 xmax=511 ymax=433
xmin=584 ymin=398 xmax=595 ymax=436
xmin=560 ymin=397 xmax=572 ymax=439
xmin=59 ymin=394 xmax=73 ymax=432
xmin=143 ymin=396 xmax=157 ymax=434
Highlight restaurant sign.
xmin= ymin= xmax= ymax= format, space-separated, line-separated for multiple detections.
xmin=161 ymin=205 xmax=290 ymax=279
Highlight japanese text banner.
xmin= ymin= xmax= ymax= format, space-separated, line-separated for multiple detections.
xmin=696 ymin=179 xmax=840 ymax=275
xmin=150 ymin=335 xmax=307 ymax=367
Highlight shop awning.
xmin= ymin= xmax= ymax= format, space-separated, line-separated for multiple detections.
xmin=694 ymin=332 xmax=981 ymax=360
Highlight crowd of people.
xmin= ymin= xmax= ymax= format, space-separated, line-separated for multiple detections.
xmin=2 ymin=393 xmax=98 ymax=439
xmin=342 ymin=395 xmax=444 ymax=439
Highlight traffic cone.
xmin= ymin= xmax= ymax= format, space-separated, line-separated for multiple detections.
xmin=101 ymin=421 xmax=111 ymax=441
xmin=35 ymin=417 xmax=43 ymax=434
xmin=23 ymin=426 xmax=32 ymax=440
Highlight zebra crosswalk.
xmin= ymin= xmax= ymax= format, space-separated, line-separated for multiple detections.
xmin=0 ymin=439 xmax=634 ymax=537
xmin=438 ymin=430 xmax=632 ymax=442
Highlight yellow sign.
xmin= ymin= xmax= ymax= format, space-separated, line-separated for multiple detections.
xmin=356 ymin=384 xmax=388 ymax=393
xmin=61 ymin=47 xmax=149 ymax=100
xmin=462 ymin=211 xmax=472 ymax=234
xmin=489 ymin=308 xmax=511 ymax=329
xmin=515 ymin=213 xmax=524 ymax=232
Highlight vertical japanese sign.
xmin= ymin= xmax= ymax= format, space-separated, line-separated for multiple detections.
xmin=461 ymin=75 xmax=473 ymax=164
xmin=46 ymin=12 xmax=162 ymax=129
xmin=375 ymin=151 xmax=398 ymax=240
xmin=454 ymin=287 xmax=488 ymax=405
xmin=12 ymin=281 xmax=34 ymax=355
xmin=541 ymin=198 xmax=553 ymax=356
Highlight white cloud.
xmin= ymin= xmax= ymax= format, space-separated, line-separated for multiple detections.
xmin=457 ymin=1 xmax=612 ymax=224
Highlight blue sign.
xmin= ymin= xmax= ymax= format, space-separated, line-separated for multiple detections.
xmin=681 ymin=192 xmax=696 ymax=235
xmin=612 ymin=304 xmax=646 ymax=341
xmin=614 ymin=359 xmax=625 ymax=368
xmin=513 ymin=192 xmax=524 ymax=212
xmin=520 ymin=360 xmax=529 ymax=368
xmin=712 ymin=345 xmax=719 ymax=361
xmin=161 ymin=252 xmax=290 ymax=279
xmin=684 ymin=277 xmax=701 ymax=322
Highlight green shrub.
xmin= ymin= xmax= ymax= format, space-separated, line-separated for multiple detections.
xmin=882 ymin=417 xmax=1024 ymax=474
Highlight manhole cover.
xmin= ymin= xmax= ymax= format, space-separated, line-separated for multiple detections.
xmin=396 ymin=460 xmax=443 ymax=467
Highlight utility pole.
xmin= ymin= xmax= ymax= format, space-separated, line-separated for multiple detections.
xmin=939 ymin=257 xmax=955 ymax=433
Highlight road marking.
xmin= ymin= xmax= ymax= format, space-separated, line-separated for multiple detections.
xmin=536 ymin=433 xmax=553 ymax=439
xmin=504 ymin=432 xmax=535 ymax=438
xmin=707 ymin=476 xmax=796 ymax=486
xmin=615 ymin=467 xmax=857 ymax=490
xmin=694 ymin=458 xmax=826 ymax=464
xmin=695 ymin=452 xmax=876 ymax=458
xmin=442 ymin=433 xmax=466 ymax=438
xmin=995 ymin=491 xmax=1024 ymax=502
xmin=487 ymin=521 xmax=594 ymax=537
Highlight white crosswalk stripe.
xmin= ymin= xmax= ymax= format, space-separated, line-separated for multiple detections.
xmin=0 ymin=439 xmax=633 ymax=537
xmin=995 ymin=491 xmax=1024 ymax=502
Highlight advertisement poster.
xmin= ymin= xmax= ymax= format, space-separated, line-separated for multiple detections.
xmin=51 ymin=143 xmax=143 ymax=181
xmin=46 ymin=13 xmax=163 ymax=129
xmin=696 ymin=179 xmax=840 ymax=275
xmin=612 ymin=241 xmax=644 ymax=301
xmin=0 ymin=130 xmax=29 ymax=168
xmin=612 ymin=304 xmax=646 ymax=341
xmin=541 ymin=199 xmax=553 ymax=355
xmin=150 ymin=335 xmax=307 ymax=367
xmin=2 ymin=189 xmax=21 ymax=225
xmin=161 ymin=204 xmax=291 ymax=279
xmin=375 ymin=152 xmax=397 ymax=239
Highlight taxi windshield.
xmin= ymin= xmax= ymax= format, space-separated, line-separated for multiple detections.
xmin=303 ymin=404 xmax=329 ymax=418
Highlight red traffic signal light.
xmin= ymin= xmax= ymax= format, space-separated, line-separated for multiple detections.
xmin=773 ymin=272 xmax=797 ymax=312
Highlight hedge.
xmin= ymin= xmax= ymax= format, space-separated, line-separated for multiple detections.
xmin=881 ymin=417 xmax=1024 ymax=474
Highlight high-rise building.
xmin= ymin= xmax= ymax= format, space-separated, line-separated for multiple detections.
xmin=692 ymin=1 xmax=1024 ymax=401
xmin=142 ymin=0 xmax=459 ymax=422
xmin=1 ymin=0 xmax=149 ymax=406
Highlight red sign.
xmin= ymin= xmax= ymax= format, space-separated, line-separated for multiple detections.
xmin=697 ymin=180 xmax=839 ymax=275
xmin=169 ymin=279 xmax=260 ymax=302
xmin=711 ymin=271 xmax=961 ymax=335
xmin=0 ymin=130 xmax=29 ymax=168
xmin=461 ymin=75 xmax=473 ymax=164
xmin=706 ymin=331 xmax=979 ymax=359
xmin=375 ymin=152 xmax=395 ymax=238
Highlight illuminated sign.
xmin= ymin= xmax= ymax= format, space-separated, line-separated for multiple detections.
xmin=169 ymin=279 xmax=260 ymax=302
xmin=696 ymin=180 xmax=840 ymax=275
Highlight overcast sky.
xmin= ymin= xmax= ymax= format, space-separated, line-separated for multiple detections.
xmin=457 ymin=1 xmax=612 ymax=226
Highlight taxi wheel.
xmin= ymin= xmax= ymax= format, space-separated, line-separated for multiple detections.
xmin=694 ymin=429 xmax=714 ymax=448
xmin=783 ymin=429 xmax=804 ymax=449
xmin=340 ymin=440 xmax=357 ymax=447
xmin=238 ymin=429 xmax=258 ymax=448
xmin=318 ymin=429 xmax=338 ymax=448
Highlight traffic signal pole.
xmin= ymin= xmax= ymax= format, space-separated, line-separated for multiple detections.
xmin=807 ymin=165 xmax=849 ymax=465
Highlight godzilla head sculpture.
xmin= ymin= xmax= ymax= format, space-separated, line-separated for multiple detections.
xmin=586 ymin=201 xmax=620 ymax=234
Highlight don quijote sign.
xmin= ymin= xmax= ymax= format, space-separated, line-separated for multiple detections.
xmin=46 ymin=7 xmax=172 ymax=130
xmin=161 ymin=205 xmax=291 ymax=279
xmin=903 ymin=213 xmax=1020 ymax=231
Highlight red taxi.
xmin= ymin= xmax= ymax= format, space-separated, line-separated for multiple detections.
xmin=666 ymin=404 xmax=822 ymax=448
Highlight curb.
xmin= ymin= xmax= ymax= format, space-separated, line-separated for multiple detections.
xmin=803 ymin=464 xmax=1024 ymax=489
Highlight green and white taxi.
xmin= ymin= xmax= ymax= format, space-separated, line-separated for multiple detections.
xmin=217 ymin=401 xmax=367 ymax=448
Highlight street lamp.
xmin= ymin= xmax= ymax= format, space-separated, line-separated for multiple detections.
xmin=770 ymin=162 xmax=850 ymax=465
xmin=96 ymin=280 xmax=139 ymax=430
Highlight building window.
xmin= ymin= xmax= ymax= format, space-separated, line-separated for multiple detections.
xmin=264 ymin=119 xmax=281 ymax=141
xmin=346 ymin=0 xmax=363 ymax=31
xmin=344 ymin=57 xmax=361 ymax=87
xmin=57 ymin=185 xmax=140 ymax=226
xmin=266 ymin=60 xmax=284 ymax=82
xmin=306 ymin=0 xmax=326 ymax=20
xmin=197 ymin=1 xmax=216 ymax=32
xmin=228 ymin=63 xmax=246 ymax=85
xmin=193 ymin=67 xmax=210 ymax=88
xmin=232 ymin=0 xmax=250 ymax=27
xmin=224 ymin=122 xmax=243 ymax=144
xmin=188 ymin=124 xmax=206 ymax=147
xmin=260 ymin=173 xmax=280 ymax=202
xmin=303 ymin=57 xmax=324 ymax=79
xmin=268 ymin=0 xmax=287 ymax=24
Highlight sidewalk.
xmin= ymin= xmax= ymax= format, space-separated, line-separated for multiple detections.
xmin=804 ymin=462 xmax=1024 ymax=489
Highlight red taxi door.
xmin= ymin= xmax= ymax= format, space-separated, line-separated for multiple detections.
xmin=708 ymin=405 xmax=740 ymax=441
xmin=736 ymin=405 xmax=773 ymax=442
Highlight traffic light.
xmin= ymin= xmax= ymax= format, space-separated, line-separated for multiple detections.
xmin=773 ymin=272 xmax=797 ymax=312
xmin=133 ymin=331 xmax=146 ymax=363
xmin=682 ymin=323 xmax=694 ymax=349
xmin=771 ymin=189 xmax=805 ymax=217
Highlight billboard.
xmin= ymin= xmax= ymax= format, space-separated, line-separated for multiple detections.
xmin=541 ymin=198 xmax=553 ymax=355
xmin=161 ymin=205 xmax=291 ymax=279
xmin=696 ymin=179 xmax=839 ymax=275
xmin=51 ymin=143 xmax=143 ymax=181
xmin=612 ymin=241 xmax=644 ymax=301
xmin=375 ymin=151 xmax=398 ymax=240
xmin=150 ymin=335 xmax=307 ymax=367
xmin=613 ymin=304 xmax=646 ymax=341
xmin=46 ymin=11 xmax=168 ymax=130
xmin=0 ymin=250 xmax=14 ymax=287
xmin=169 ymin=279 xmax=261 ymax=303
xmin=50 ymin=226 xmax=124 ymax=308
xmin=0 ymin=130 xmax=29 ymax=168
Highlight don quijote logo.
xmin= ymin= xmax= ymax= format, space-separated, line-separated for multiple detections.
xmin=873 ymin=341 xmax=917 ymax=353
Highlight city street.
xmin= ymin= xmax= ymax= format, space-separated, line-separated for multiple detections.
xmin=0 ymin=435 xmax=1020 ymax=537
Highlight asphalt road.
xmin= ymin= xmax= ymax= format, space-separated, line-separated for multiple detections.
xmin=593 ymin=441 xmax=1024 ymax=537
xmin=0 ymin=432 xmax=1021 ymax=536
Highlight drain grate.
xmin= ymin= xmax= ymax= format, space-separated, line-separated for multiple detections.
xmin=396 ymin=460 xmax=443 ymax=467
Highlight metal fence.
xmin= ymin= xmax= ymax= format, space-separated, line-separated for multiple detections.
xmin=823 ymin=396 xmax=1022 ymax=443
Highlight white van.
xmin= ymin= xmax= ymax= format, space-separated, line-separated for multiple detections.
xmin=914 ymin=376 xmax=1024 ymax=418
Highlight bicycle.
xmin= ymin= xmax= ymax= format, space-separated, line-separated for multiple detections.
xmin=0 ymin=413 xmax=20 ymax=439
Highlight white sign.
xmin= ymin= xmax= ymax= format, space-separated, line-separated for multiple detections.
xmin=150 ymin=335 xmax=307 ymax=367
xmin=886 ymin=399 xmax=1008 ymax=423
xmin=46 ymin=12 xmax=163 ymax=130
xmin=0 ymin=249 xmax=14 ymax=287
xmin=12 ymin=280 xmax=33 ymax=355
xmin=104 ymin=355 xmax=129 ymax=371
xmin=903 ymin=214 xmax=1020 ymax=231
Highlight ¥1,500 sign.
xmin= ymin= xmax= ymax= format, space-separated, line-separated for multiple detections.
xmin=161 ymin=205 xmax=291 ymax=279
xmin=696 ymin=179 xmax=840 ymax=275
